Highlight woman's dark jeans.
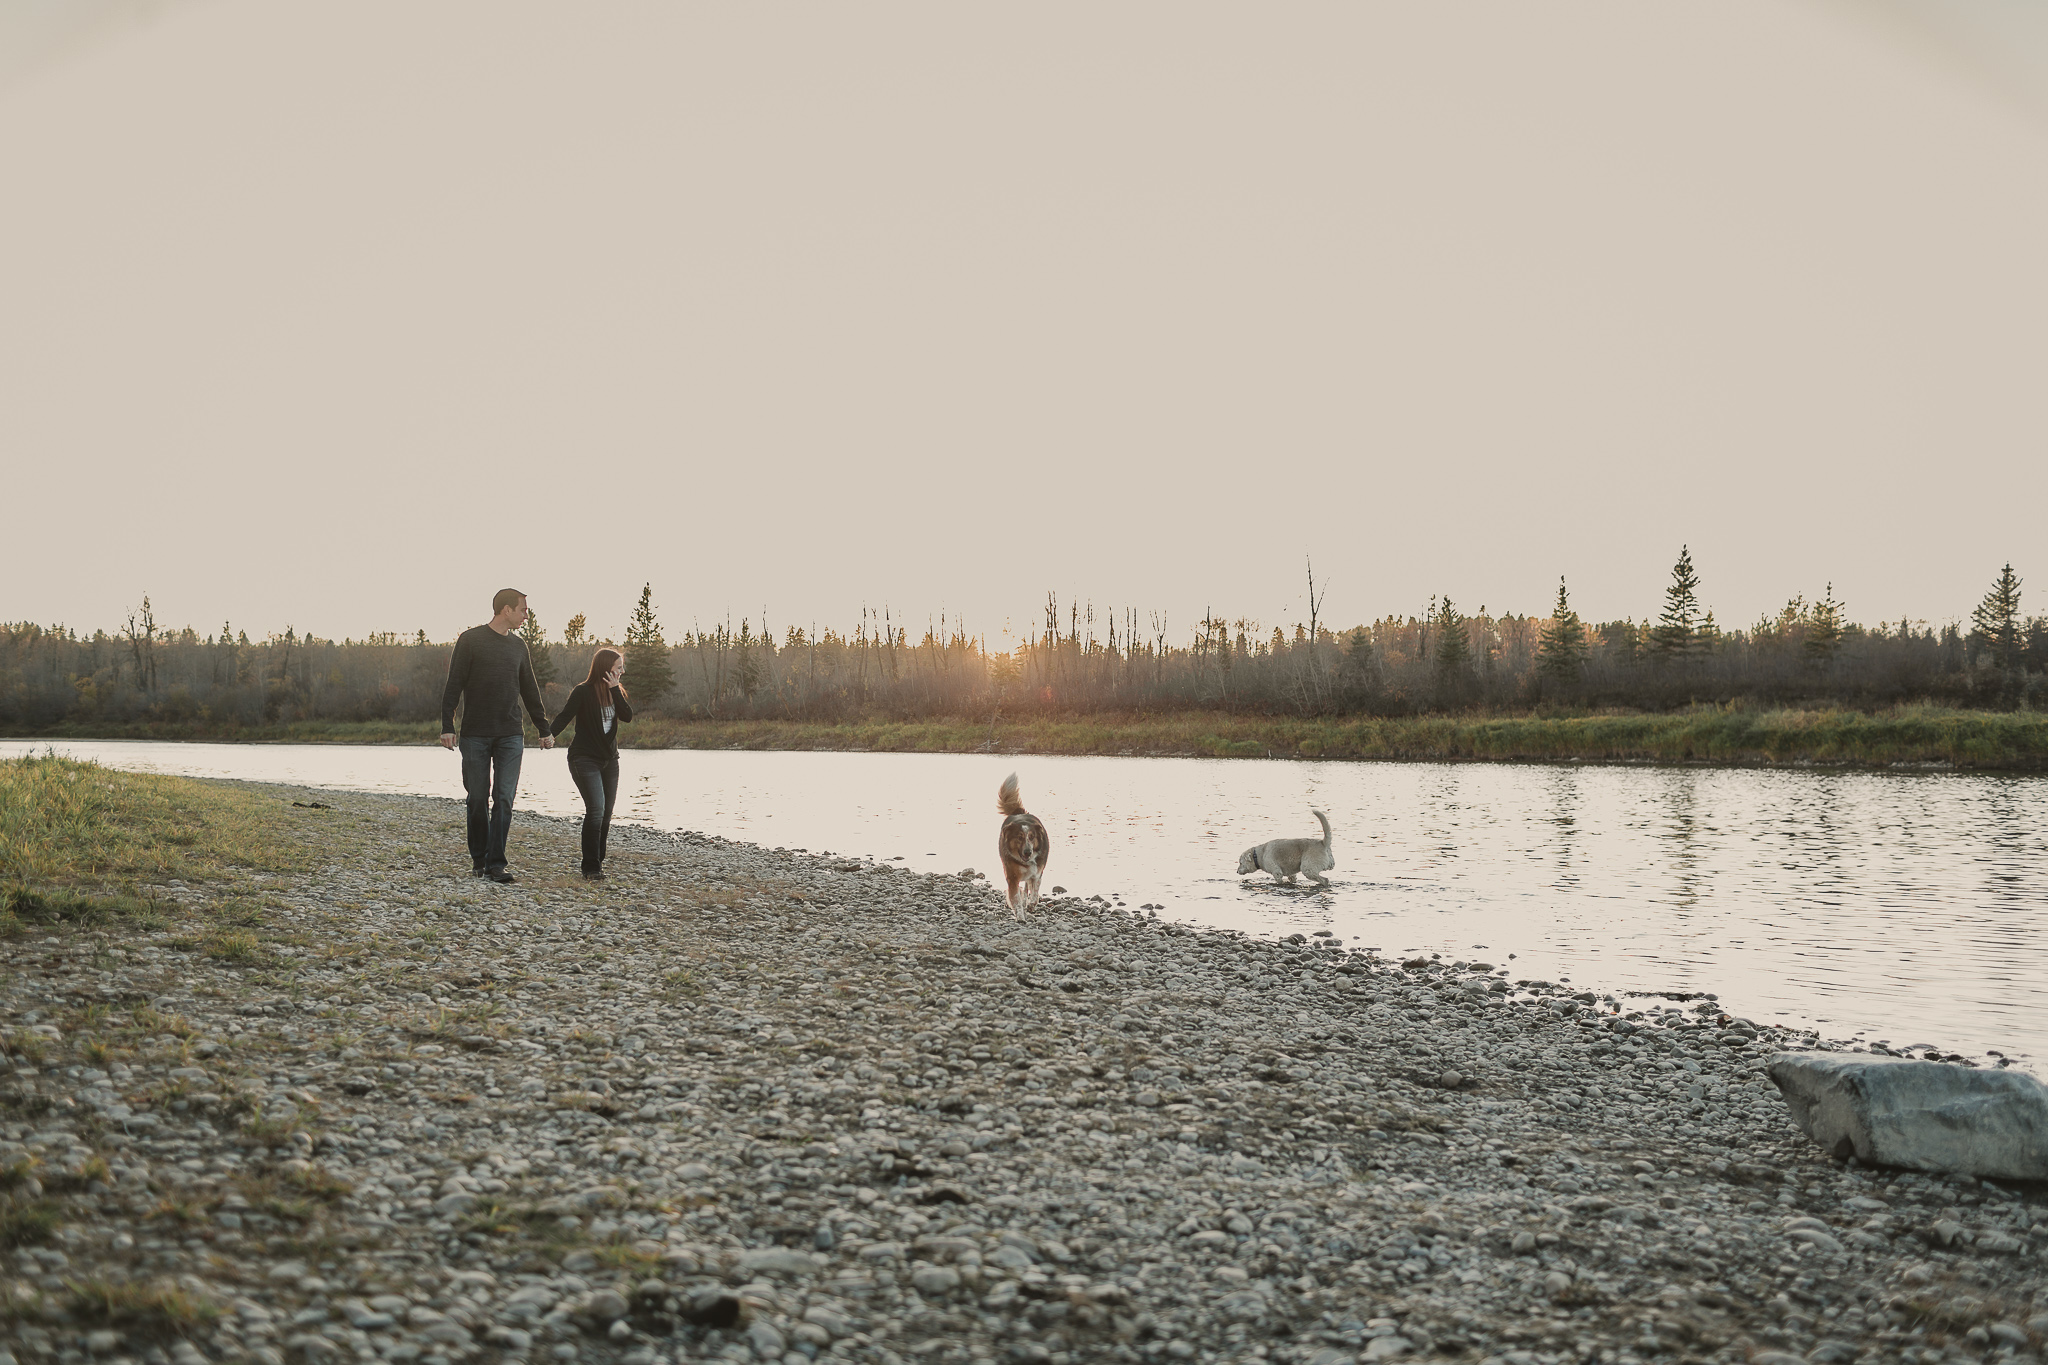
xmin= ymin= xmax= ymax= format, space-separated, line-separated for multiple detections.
xmin=568 ymin=753 xmax=620 ymax=874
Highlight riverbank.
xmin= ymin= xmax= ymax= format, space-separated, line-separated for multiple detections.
xmin=5 ymin=756 xmax=2044 ymax=1365
xmin=12 ymin=704 xmax=2048 ymax=770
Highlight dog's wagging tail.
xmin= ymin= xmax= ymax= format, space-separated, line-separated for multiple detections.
xmin=996 ymin=772 xmax=1051 ymax=916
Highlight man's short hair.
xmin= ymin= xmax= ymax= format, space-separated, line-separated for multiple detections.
xmin=493 ymin=588 xmax=527 ymax=615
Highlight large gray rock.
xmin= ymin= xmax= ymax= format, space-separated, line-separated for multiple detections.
xmin=1769 ymin=1052 xmax=2048 ymax=1180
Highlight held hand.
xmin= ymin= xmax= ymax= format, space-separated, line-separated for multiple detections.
xmin=539 ymin=735 xmax=555 ymax=750
xmin=439 ymin=733 xmax=457 ymax=749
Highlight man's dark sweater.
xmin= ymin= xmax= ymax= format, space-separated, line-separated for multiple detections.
xmin=442 ymin=625 xmax=550 ymax=737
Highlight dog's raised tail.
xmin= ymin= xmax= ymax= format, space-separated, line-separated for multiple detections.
xmin=998 ymin=772 xmax=1026 ymax=816
xmin=1312 ymin=807 xmax=1333 ymax=854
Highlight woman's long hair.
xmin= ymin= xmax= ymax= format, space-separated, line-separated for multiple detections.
xmin=584 ymin=647 xmax=627 ymax=705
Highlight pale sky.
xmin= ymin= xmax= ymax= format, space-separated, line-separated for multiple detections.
xmin=4 ymin=1 xmax=2045 ymax=646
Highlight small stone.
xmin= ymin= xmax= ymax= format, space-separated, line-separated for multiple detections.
xmin=85 ymin=1332 xmax=120 ymax=1354
xmin=737 ymin=1247 xmax=818 ymax=1278
xmin=1440 ymin=1069 xmax=1464 ymax=1089
xmin=582 ymin=1290 xmax=629 ymax=1322
xmin=1363 ymin=1335 xmax=1412 ymax=1362
xmin=910 ymin=1264 xmax=960 ymax=1295
xmin=1511 ymin=1231 xmax=1536 ymax=1253
xmin=987 ymin=1244 xmax=1034 ymax=1271
xmin=747 ymin=1319 xmax=786 ymax=1360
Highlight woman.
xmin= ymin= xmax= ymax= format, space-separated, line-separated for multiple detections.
xmin=549 ymin=648 xmax=633 ymax=880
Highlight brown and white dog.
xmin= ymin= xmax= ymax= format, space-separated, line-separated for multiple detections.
xmin=996 ymin=771 xmax=1051 ymax=915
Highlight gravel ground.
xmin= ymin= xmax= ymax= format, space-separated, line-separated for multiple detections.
xmin=4 ymin=786 xmax=2046 ymax=1365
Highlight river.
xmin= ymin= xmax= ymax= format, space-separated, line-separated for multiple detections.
xmin=6 ymin=739 xmax=2044 ymax=1067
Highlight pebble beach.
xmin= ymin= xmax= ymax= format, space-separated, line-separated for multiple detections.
xmin=4 ymin=785 xmax=2045 ymax=1365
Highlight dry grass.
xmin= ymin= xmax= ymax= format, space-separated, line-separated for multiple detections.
xmin=0 ymin=754 xmax=308 ymax=895
xmin=618 ymin=704 xmax=2048 ymax=769
xmin=59 ymin=1276 xmax=219 ymax=1338
xmin=0 ymin=1192 xmax=61 ymax=1247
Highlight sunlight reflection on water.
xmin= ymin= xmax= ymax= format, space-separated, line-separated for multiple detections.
xmin=7 ymin=740 xmax=2044 ymax=1065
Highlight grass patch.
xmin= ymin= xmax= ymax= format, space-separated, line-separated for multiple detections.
xmin=461 ymin=1196 xmax=531 ymax=1237
xmin=617 ymin=704 xmax=2048 ymax=770
xmin=63 ymin=1276 xmax=219 ymax=1338
xmin=42 ymin=1154 xmax=111 ymax=1194
xmin=13 ymin=705 xmax=2048 ymax=768
xmin=2 ymin=1028 xmax=52 ymax=1067
xmin=132 ymin=1004 xmax=196 ymax=1038
xmin=0 ymin=1194 xmax=61 ymax=1247
xmin=146 ymin=1195 xmax=215 ymax=1226
xmin=591 ymin=1241 xmax=664 ymax=1270
xmin=0 ymin=885 xmax=156 ymax=937
xmin=204 ymin=930 xmax=262 ymax=963
xmin=239 ymin=1115 xmax=308 ymax=1146
xmin=0 ymin=754 xmax=307 ymax=888
xmin=281 ymin=1163 xmax=354 ymax=1202
xmin=212 ymin=896 xmax=266 ymax=927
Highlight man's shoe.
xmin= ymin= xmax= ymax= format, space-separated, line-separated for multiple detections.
xmin=581 ymin=870 xmax=606 ymax=882
xmin=487 ymin=870 xmax=517 ymax=884
xmin=471 ymin=866 xmax=486 ymax=878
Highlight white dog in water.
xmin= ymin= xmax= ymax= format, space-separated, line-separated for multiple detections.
xmin=1238 ymin=809 xmax=1334 ymax=885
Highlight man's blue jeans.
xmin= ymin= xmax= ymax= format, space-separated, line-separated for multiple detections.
xmin=460 ymin=734 xmax=524 ymax=875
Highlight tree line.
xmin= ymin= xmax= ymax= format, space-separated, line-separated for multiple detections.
xmin=2 ymin=556 xmax=2043 ymax=732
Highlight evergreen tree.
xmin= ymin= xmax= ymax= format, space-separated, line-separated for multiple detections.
xmin=1536 ymin=577 xmax=1588 ymax=684
xmin=518 ymin=610 xmax=556 ymax=688
xmin=1970 ymin=563 xmax=2023 ymax=671
xmin=1804 ymin=584 xmax=1843 ymax=665
xmin=1434 ymin=596 xmax=1470 ymax=681
xmin=1648 ymin=545 xmax=1703 ymax=662
xmin=624 ymin=583 xmax=675 ymax=701
xmin=563 ymin=614 xmax=588 ymax=649
xmin=1600 ymin=618 xmax=1641 ymax=667
xmin=734 ymin=618 xmax=762 ymax=700
xmin=216 ymin=621 xmax=239 ymax=688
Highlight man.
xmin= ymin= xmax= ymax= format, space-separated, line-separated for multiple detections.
xmin=441 ymin=588 xmax=554 ymax=883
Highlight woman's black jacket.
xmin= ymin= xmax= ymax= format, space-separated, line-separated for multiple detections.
xmin=548 ymin=682 xmax=633 ymax=761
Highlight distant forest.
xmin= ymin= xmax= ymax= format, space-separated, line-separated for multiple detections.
xmin=3 ymin=553 xmax=2043 ymax=732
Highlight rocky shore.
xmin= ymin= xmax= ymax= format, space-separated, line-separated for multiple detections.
xmin=4 ymin=786 xmax=2045 ymax=1365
